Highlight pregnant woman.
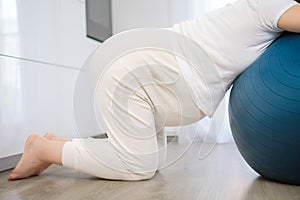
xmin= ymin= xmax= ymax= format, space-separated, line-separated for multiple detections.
xmin=8 ymin=0 xmax=300 ymax=181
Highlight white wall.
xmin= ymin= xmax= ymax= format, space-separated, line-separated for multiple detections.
xmin=111 ymin=0 xmax=190 ymax=34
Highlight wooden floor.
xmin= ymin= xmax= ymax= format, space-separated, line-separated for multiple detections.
xmin=1 ymin=141 xmax=300 ymax=200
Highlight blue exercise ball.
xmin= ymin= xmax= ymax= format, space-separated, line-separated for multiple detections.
xmin=229 ymin=32 xmax=300 ymax=185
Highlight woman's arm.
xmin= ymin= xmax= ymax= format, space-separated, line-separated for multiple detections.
xmin=278 ymin=5 xmax=300 ymax=33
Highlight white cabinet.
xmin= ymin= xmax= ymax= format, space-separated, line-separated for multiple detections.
xmin=0 ymin=0 xmax=99 ymax=170
xmin=1 ymin=56 xmax=73 ymax=157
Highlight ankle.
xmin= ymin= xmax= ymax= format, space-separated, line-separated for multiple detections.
xmin=26 ymin=134 xmax=43 ymax=153
xmin=26 ymin=135 xmax=49 ymax=163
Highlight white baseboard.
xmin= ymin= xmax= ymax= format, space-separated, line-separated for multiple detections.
xmin=0 ymin=154 xmax=22 ymax=172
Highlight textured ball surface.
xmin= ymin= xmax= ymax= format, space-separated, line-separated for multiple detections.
xmin=229 ymin=32 xmax=300 ymax=185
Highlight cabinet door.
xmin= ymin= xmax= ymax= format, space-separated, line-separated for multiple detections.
xmin=0 ymin=0 xmax=100 ymax=159
xmin=0 ymin=55 xmax=102 ymax=158
xmin=0 ymin=0 xmax=98 ymax=68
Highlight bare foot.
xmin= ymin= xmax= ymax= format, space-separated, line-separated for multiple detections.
xmin=8 ymin=134 xmax=51 ymax=180
xmin=44 ymin=133 xmax=71 ymax=142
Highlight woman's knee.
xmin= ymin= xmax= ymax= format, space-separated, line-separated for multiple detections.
xmin=123 ymin=152 xmax=159 ymax=181
xmin=126 ymin=169 xmax=157 ymax=181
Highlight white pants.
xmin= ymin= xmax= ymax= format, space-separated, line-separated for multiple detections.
xmin=62 ymin=50 xmax=206 ymax=180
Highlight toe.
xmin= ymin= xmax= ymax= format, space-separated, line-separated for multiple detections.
xmin=7 ymin=173 xmax=16 ymax=180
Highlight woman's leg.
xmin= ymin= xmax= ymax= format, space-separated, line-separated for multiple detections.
xmin=58 ymin=50 xmax=205 ymax=181
xmin=9 ymin=49 xmax=205 ymax=181
xmin=60 ymin=72 xmax=160 ymax=180
xmin=8 ymin=134 xmax=66 ymax=180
